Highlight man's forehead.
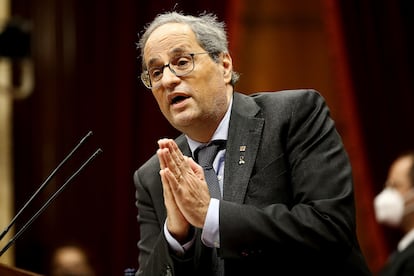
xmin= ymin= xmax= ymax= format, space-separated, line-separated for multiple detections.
xmin=147 ymin=22 xmax=195 ymax=44
xmin=144 ymin=24 xmax=201 ymax=65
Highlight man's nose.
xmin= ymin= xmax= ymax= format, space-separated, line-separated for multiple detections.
xmin=160 ymin=65 xmax=180 ymax=86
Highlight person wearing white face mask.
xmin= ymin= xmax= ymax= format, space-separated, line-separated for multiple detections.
xmin=374 ymin=151 xmax=414 ymax=276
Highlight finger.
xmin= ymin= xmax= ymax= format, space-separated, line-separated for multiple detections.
xmin=162 ymin=145 xmax=183 ymax=180
xmin=168 ymin=139 xmax=185 ymax=163
xmin=157 ymin=148 xmax=170 ymax=170
xmin=160 ymin=168 xmax=173 ymax=200
xmin=158 ymin=138 xmax=170 ymax=149
xmin=163 ymin=167 xmax=180 ymax=194
xmin=157 ymin=139 xmax=170 ymax=170
xmin=167 ymin=140 xmax=192 ymax=179
xmin=159 ymin=169 xmax=169 ymax=194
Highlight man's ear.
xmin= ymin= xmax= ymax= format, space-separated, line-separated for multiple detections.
xmin=221 ymin=52 xmax=233 ymax=84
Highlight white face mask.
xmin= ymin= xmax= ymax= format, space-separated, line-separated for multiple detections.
xmin=374 ymin=188 xmax=405 ymax=227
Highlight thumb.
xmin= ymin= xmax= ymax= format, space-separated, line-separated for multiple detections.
xmin=186 ymin=156 xmax=205 ymax=180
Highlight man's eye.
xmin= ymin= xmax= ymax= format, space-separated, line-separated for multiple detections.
xmin=149 ymin=68 xmax=162 ymax=79
xmin=175 ymin=57 xmax=191 ymax=68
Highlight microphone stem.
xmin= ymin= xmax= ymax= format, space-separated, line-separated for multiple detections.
xmin=0 ymin=148 xmax=102 ymax=257
xmin=0 ymin=131 xmax=93 ymax=241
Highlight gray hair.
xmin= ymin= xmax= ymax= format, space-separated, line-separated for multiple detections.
xmin=137 ymin=11 xmax=239 ymax=86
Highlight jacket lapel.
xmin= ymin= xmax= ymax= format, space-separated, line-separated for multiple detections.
xmin=223 ymin=93 xmax=264 ymax=203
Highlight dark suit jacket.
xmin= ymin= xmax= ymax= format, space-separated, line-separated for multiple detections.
xmin=134 ymin=89 xmax=372 ymax=276
xmin=378 ymin=241 xmax=414 ymax=276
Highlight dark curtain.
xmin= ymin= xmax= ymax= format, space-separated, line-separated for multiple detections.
xmin=337 ymin=0 xmax=414 ymax=183
xmin=11 ymin=1 xmax=230 ymax=275
xmin=323 ymin=0 xmax=414 ymax=274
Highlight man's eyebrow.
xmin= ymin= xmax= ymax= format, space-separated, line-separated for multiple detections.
xmin=147 ymin=58 xmax=161 ymax=68
xmin=146 ymin=48 xmax=188 ymax=68
xmin=169 ymin=47 xmax=186 ymax=55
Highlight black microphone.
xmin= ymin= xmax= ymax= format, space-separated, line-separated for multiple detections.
xmin=0 ymin=131 xmax=102 ymax=257
xmin=0 ymin=131 xmax=93 ymax=242
xmin=0 ymin=148 xmax=102 ymax=256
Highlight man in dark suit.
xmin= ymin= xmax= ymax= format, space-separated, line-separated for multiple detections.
xmin=374 ymin=151 xmax=414 ymax=276
xmin=134 ymin=11 xmax=371 ymax=276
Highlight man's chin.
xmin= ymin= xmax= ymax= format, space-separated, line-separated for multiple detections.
xmin=170 ymin=114 xmax=197 ymax=130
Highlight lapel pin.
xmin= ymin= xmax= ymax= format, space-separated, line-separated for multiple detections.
xmin=239 ymin=145 xmax=246 ymax=165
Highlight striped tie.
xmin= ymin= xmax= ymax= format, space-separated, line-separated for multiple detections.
xmin=195 ymin=140 xmax=226 ymax=275
xmin=194 ymin=140 xmax=225 ymax=199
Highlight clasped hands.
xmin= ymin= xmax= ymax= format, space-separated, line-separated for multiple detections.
xmin=157 ymin=138 xmax=211 ymax=243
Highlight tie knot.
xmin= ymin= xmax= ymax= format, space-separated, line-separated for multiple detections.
xmin=195 ymin=140 xmax=226 ymax=168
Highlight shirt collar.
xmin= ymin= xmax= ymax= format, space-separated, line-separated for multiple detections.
xmin=398 ymin=228 xmax=414 ymax=252
xmin=186 ymin=97 xmax=232 ymax=155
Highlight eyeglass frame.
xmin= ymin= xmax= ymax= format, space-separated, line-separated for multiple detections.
xmin=140 ymin=52 xmax=210 ymax=89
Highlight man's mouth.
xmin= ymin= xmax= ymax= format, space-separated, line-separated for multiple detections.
xmin=171 ymin=95 xmax=190 ymax=105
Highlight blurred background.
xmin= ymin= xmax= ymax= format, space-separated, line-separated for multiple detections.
xmin=0 ymin=0 xmax=413 ymax=275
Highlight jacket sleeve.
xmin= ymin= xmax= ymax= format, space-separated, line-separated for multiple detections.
xmin=134 ymin=167 xmax=174 ymax=276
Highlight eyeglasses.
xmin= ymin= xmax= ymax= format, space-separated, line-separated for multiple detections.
xmin=140 ymin=52 xmax=209 ymax=89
